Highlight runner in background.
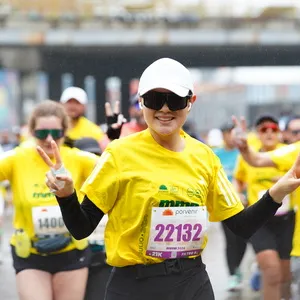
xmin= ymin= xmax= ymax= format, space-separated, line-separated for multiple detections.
xmin=214 ymin=121 xmax=247 ymax=292
xmin=60 ymin=86 xmax=104 ymax=147
xmin=283 ymin=115 xmax=300 ymax=144
xmin=0 ymin=100 xmax=98 ymax=300
xmin=234 ymin=115 xmax=295 ymax=300
xmin=232 ymin=115 xmax=300 ymax=298
xmin=121 ymin=93 xmax=147 ymax=136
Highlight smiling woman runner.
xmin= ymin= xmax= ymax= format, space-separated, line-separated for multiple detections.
xmin=39 ymin=58 xmax=300 ymax=300
xmin=0 ymin=100 xmax=98 ymax=300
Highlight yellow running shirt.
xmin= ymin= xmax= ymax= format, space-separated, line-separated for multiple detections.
xmin=0 ymin=146 xmax=97 ymax=254
xmin=81 ymin=129 xmax=244 ymax=267
xmin=66 ymin=116 xmax=104 ymax=141
xmin=268 ymin=142 xmax=300 ymax=256
xmin=234 ymin=144 xmax=293 ymax=208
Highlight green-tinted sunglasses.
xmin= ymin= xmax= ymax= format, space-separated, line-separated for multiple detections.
xmin=34 ymin=129 xmax=64 ymax=140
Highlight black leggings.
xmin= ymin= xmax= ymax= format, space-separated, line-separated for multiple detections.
xmin=222 ymin=221 xmax=247 ymax=275
xmin=105 ymin=258 xmax=215 ymax=300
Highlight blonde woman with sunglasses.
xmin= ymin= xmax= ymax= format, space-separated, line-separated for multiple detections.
xmin=0 ymin=100 xmax=98 ymax=300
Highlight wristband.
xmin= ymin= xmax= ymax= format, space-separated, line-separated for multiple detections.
xmin=51 ymin=165 xmax=69 ymax=189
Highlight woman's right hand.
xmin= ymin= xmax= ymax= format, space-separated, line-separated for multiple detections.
xmin=37 ymin=140 xmax=74 ymax=198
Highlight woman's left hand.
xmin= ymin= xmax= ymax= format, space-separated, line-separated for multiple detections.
xmin=269 ymin=153 xmax=300 ymax=203
xmin=37 ymin=140 xmax=74 ymax=198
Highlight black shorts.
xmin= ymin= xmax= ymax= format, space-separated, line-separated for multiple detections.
xmin=11 ymin=245 xmax=92 ymax=274
xmin=105 ymin=256 xmax=215 ymax=300
xmin=249 ymin=210 xmax=295 ymax=259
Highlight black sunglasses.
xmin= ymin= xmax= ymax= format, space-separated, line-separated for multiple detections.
xmin=34 ymin=129 xmax=64 ymax=140
xmin=142 ymin=91 xmax=192 ymax=111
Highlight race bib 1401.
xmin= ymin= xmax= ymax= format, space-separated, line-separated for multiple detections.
xmin=32 ymin=206 xmax=68 ymax=236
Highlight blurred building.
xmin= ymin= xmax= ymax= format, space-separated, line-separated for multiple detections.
xmin=0 ymin=1 xmax=300 ymax=130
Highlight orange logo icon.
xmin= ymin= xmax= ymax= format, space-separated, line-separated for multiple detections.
xmin=162 ymin=209 xmax=174 ymax=216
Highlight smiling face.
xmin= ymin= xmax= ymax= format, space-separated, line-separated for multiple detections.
xmin=140 ymin=88 xmax=196 ymax=138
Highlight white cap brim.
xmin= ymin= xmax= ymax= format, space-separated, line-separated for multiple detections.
xmin=60 ymin=87 xmax=88 ymax=105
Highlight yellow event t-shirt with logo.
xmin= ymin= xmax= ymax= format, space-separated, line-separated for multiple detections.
xmin=0 ymin=146 xmax=97 ymax=254
xmin=234 ymin=144 xmax=292 ymax=207
xmin=81 ymin=129 xmax=244 ymax=267
xmin=268 ymin=141 xmax=300 ymax=256
xmin=66 ymin=116 xmax=104 ymax=141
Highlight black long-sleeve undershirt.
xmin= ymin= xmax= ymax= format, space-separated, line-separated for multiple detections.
xmin=56 ymin=190 xmax=281 ymax=240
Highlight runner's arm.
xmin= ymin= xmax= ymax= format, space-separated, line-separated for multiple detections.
xmin=58 ymin=189 xmax=280 ymax=241
xmin=239 ymin=145 xmax=275 ymax=168
xmin=223 ymin=190 xmax=280 ymax=239
xmin=56 ymin=191 xmax=104 ymax=240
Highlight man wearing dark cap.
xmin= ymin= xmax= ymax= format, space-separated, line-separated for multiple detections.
xmin=234 ymin=114 xmax=295 ymax=299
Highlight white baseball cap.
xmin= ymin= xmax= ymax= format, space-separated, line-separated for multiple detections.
xmin=138 ymin=58 xmax=194 ymax=97
xmin=60 ymin=87 xmax=88 ymax=105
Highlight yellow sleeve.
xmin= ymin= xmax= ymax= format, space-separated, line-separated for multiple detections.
xmin=86 ymin=120 xmax=104 ymax=141
xmin=93 ymin=127 xmax=104 ymax=141
xmin=76 ymin=150 xmax=98 ymax=178
xmin=269 ymin=143 xmax=299 ymax=172
xmin=0 ymin=149 xmax=16 ymax=181
xmin=233 ymin=155 xmax=247 ymax=183
xmin=207 ymin=155 xmax=244 ymax=222
xmin=80 ymin=149 xmax=119 ymax=213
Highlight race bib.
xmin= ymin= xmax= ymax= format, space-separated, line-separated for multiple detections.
xmin=32 ymin=206 xmax=68 ymax=236
xmin=258 ymin=190 xmax=290 ymax=216
xmin=88 ymin=214 xmax=108 ymax=245
xmin=146 ymin=207 xmax=207 ymax=259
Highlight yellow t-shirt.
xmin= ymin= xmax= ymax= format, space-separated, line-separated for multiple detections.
xmin=0 ymin=146 xmax=97 ymax=254
xmin=81 ymin=129 xmax=244 ymax=267
xmin=66 ymin=116 xmax=104 ymax=141
xmin=234 ymin=144 xmax=290 ymax=206
xmin=269 ymin=142 xmax=300 ymax=172
xmin=268 ymin=142 xmax=300 ymax=256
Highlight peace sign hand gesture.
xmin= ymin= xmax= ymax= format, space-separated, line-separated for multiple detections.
xmin=37 ymin=140 xmax=74 ymax=198
xmin=231 ymin=116 xmax=249 ymax=152
xmin=105 ymin=100 xmax=127 ymax=140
